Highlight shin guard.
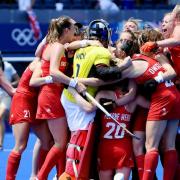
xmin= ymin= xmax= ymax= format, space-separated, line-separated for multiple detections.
xmin=6 ymin=151 xmax=21 ymax=180
xmin=65 ymin=122 xmax=96 ymax=180
xmin=142 ymin=150 xmax=159 ymax=180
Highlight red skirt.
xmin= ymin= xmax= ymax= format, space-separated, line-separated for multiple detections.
xmin=148 ymin=88 xmax=180 ymax=120
xmin=98 ymin=138 xmax=134 ymax=170
xmin=36 ymin=88 xmax=65 ymax=120
xmin=9 ymin=92 xmax=37 ymax=125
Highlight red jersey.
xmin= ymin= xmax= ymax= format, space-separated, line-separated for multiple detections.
xmin=168 ymin=46 xmax=180 ymax=77
xmin=41 ymin=56 xmax=67 ymax=77
xmin=40 ymin=56 xmax=67 ymax=92
xmin=36 ymin=55 xmax=67 ymax=120
xmin=132 ymin=54 xmax=165 ymax=83
xmin=132 ymin=54 xmax=180 ymax=120
xmin=100 ymin=105 xmax=132 ymax=140
xmin=16 ymin=67 xmax=38 ymax=96
xmin=132 ymin=54 xmax=176 ymax=91
xmin=98 ymin=105 xmax=134 ymax=170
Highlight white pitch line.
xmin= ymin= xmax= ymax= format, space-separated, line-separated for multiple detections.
xmin=1 ymin=149 xmax=33 ymax=152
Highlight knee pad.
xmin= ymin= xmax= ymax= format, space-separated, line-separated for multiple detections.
xmin=65 ymin=122 xmax=96 ymax=179
xmin=65 ymin=130 xmax=87 ymax=178
xmin=78 ymin=123 xmax=96 ymax=179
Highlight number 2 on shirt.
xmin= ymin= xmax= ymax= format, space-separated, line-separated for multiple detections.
xmin=104 ymin=122 xmax=126 ymax=139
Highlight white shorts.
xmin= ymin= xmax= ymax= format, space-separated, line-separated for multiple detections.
xmin=0 ymin=91 xmax=11 ymax=110
xmin=61 ymin=93 xmax=96 ymax=132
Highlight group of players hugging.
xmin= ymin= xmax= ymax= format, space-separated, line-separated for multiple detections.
xmin=4 ymin=4 xmax=180 ymax=180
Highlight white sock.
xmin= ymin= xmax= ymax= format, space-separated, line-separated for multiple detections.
xmin=114 ymin=172 xmax=124 ymax=180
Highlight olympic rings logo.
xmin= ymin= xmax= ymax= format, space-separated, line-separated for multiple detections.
xmin=11 ymin=28 xmax=41 ymax=46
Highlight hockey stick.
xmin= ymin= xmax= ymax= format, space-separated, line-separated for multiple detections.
xmin=85 ymin=91 xmax=140 ymax=140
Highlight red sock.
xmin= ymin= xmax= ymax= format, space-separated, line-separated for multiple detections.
xmin=163 ymin=150 xmax=178 ymax=180
xmin=174 ymin=149 xmax=180 ymax=180
xmin=174 ymin=163 xmax=180 ymax=180
xmin=135 ymin=154 xmax=145 ymax=180
xmin=6 ymin=151 xmax=21 ymax=180
xmin=38 ymin=148 xmax=48 ymax=172
xmin=56 ymin=152 xmax=66 ymax=177
xmin=37 ymin=146 xmax=64 ymax=180
xmin=142 ymin=150 xmax=159 ymax=180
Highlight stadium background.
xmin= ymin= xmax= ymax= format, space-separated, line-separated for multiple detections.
xmin=0 ymin=0 xmax=177 ymax=179
xmin=0 ymin=0 xmax=176 ymax=130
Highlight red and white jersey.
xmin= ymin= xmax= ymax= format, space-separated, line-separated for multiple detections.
xmin=100 ymin=105 xmax=132 ymax=140
xmin=16 ymin=67 xmax=38 ymax=96
xmin=132 ymin=54 xmax=175 ymax=91
xmin=168 ymin=46 xmax=180 ymax=77
xmin=132 ymin=54 xmax=180 ymax=121
xmin=132 ymin=54 xmax=165 ymax=83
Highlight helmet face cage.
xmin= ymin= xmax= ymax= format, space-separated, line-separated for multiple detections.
xmin=87 ymin=19 xmax=112 ymax=44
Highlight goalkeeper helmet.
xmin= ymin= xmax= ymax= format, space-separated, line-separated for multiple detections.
xmin=87 ymin=19 xmax=111 ymax=44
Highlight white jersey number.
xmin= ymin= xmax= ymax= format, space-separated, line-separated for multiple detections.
xmin=104 ymin=122 xmax=126 ymax=139
xmin=165 ymin=80 xmax=174 ymax=87
xmin=157 ymin=72 xmax=174 ymax=87
xmin=24 ymin=110 xmax=30 ymax=118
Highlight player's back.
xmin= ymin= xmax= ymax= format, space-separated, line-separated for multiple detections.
xmin=64 ymin=45 xmax=111 ymax=103
xmin=72 ymin=46 xmax=111 ymax=78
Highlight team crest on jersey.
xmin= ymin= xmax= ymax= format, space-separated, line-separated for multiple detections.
xmin=161 ymin=108 xmax=167 ymax=116
xmin=60 ymin=61 xmax=67 ymax=67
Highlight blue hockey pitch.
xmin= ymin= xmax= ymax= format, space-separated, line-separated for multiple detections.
xmin=0 ymin=133 xmax=163 ymax=180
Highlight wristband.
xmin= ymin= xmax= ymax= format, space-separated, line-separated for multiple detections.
xmin=45 ymin=76 xmax=53 ymax=84
xmin=80 ymin=40 xmax=89 ymax=48
xmin=154 ymin=74 xmax=164 ymax=83
xmin=69 ymin=78 xmax=78 ymax=88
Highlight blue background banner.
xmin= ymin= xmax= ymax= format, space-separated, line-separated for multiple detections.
xmin=0 ymin=21 xmax=160 ymax=53
xmin=0 ymin=24 xmax=48 ymax=53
